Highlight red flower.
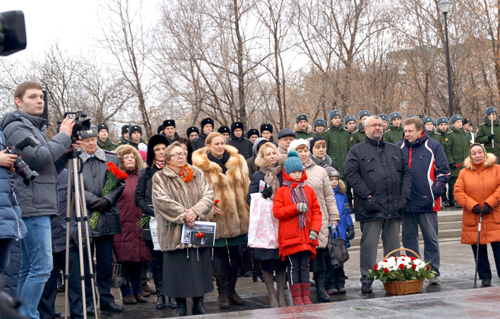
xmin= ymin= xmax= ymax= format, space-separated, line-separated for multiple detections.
xmin=214 ymin=199 xmax=220 ymax=207
xmin=412 ymin=264 xmax=417 ymax=270
xmin=384 ymin=268 xmax=390 ymax=274
xmin=456 ymin=163 xmax=461 ymax=168
xmin=195 ymin=232 xmax=204 ymax=238
xmin=383 ymin=259 xmax=388 ymax=263
xmin=106 ymin=162 xmax=128 ymax=180
xmin=400 ymin=255 xmax=406 ymax=257
xmin=426 ymin=265 xmax=430 ymax=271
xmin=409 ymin=256 xmax=416 ymax=261
xmin=399 ymin=264 xmax=405 ymax=270
xmin=373 ymin=264 xmax=378 ymax=271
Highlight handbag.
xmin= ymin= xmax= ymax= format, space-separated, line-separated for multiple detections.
xmin=240 ymin=245 xmax=261 ymax=273
xmin=248 ymin=193 xmax=279 ymax=249
xmin=327 ymin=228 xmax=349 ymax=268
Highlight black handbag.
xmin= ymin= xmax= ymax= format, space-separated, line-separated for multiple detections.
xmin=327 ymin=228 xmax=349 ymax=268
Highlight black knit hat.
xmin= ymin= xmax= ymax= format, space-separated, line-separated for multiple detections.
xmin=231 ymin=122 xmax=244 ymax=133
xmin=163 ymin=119 xmax=176 ymax=128
xmin=247 ymin=129 xmax=259 ymax=139
xmin=201 ymin=118 xmax=215 ymax=129
xmin=146 ymin=135 xmax=171 ymax=167
xmin=157 ymin=125 xmax=164 ymax=134
xmin=187 ymin=126 xmax=200 ymax=137
xmin=218 ymin=126 xmax=230 ymax=134
xmin=121 ymin=125 xmax=130 ymax=135
xmin=97 ymin=123 xmax=109 ymax=133
xmin=260 ymin=124 xmax=273 ymax=134
xmin=128 ymin=125 xmax=142 ymax=135
xmin=309 ymin=136 xmax=326 ymax=150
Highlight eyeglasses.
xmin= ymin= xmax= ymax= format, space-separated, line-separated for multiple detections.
xmin=169 ymin=152 xmax=187 ymax=158
xmin=367 ymin=124 xmax=383 ymax=128
xmin=123 ymin=156 xmax=136 ymax=160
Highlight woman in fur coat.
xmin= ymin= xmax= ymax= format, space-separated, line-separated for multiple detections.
xmin=192 ymin=132 xmax=250 ymax=309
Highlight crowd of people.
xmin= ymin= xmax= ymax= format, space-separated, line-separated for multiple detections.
xmin=1 ymin=81 xmax=500 ymax=319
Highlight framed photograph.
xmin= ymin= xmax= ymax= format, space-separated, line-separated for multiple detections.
xmin=181 ymin=221 xmax=217 ymax=246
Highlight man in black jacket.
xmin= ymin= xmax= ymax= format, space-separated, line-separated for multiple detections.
xmin=345 ymin=115 xmax=412 ymax=294
xmin=226 ymin=122 xmax=253 ymax=159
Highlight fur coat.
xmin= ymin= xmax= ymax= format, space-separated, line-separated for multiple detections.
xmin=152 ymin=164 xmax=214 ymax=251
xmin=192 ymin=145 xmax=250 ymax=239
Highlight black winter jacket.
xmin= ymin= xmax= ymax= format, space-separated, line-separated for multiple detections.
xmin=227 ymin=134 xmax=253 ymax=160
xmin=345 ymin=136 xmax=412 ymax=222
xmin=134 ymin=165 xmax=161 ymax=216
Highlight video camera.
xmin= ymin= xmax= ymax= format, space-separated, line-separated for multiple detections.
xmin=57 ymin=111 xmax=92 ymax=143
xmin=0 ymin=11 xmax=27 ymax=56
xmin=1 ymin=136 xmax=40 ymax=185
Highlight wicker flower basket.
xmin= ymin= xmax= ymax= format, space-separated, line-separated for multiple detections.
xmin=382 ymin=248 xmax=425 ymax=295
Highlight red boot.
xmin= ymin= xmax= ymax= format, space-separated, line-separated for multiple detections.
xmin=290 ymin=284 xmax=303 ymax=306
xmin=301 ymin=283 xmax=313 ymax=304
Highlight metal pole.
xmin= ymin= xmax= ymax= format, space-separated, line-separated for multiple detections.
xmin=444 ymin=13 xmax=454 ymax=117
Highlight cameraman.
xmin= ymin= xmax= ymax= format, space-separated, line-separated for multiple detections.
xmin=0 ymin=81 xmax=79 ymax=319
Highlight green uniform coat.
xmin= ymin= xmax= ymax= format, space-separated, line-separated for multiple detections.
xmin=383 ymin=124 xmax=404 ymax=144
xmin=444 ymin=127 xmax=470 ymax=178
xmin=349 ymin=124 xmax=366 ymax=148
xmin=476 ymin=118 xmax=500 ymax=160
xmin=97 ymin=137 xmax=117 ymax=151
xmin=430 ymin=129 xmax=448 ymax=149
xmin=322 ymin=123 xmax=351 ymax=178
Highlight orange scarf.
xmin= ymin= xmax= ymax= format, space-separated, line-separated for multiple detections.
xmin=168 ymin=164 xmax=194 ymax=183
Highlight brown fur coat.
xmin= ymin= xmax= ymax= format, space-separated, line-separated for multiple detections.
xmin=152 ymin=165 xmax=214 ymax=251
xmin=192 ymin=145 xmax=250 ymax=239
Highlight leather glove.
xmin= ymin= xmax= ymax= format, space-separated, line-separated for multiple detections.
xmin=296 ymin=203 xmax=308 ymax=213
xmin=488 ymin=134 xmax=495 ymax=141
xmin=347 ymin=225 xmax=355 ymax=240
xmin=472 ymin=204 xmax=482 ymax=215
xmin=309 ymin=230 xmax=318 ymax=241
xmin=449 ymin=163 xmax=457 ymax=169
xmin=261 ymin=186 xmax=273 ymax=199
xmin=90 ymin=198 xmax=111 ymax=212
xmin=482 ymin=203 xmax=492 ymax=215
xmin=146 ymin=207 xmax=155 ymax=216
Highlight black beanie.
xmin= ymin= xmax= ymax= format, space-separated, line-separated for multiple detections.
xmin=247 ymin=129 xmax=259 ymax=139
xmin=121 ymin=125 xmax=130 ymax=135
xmin=97 ymin=123 xmax=109 ymax=133
xmin=231 ymin=122 xmax=244 ymax=133
xmin=128 ymin=125 xmax=142 ymax=135
xmin=163 ymin=119 xmax=176 ymax=128
xmin=157 ymin=125 xmax=164 ymax=134
xmin=309 ymin=136 xmax=326 ymax=150
xmin=187 ymin=126 xmax=200 ymax=136
xmin=200 ymin=118 xmax=215 ymax=129
xmin=260 ymin=123 xmax=273 ymax=134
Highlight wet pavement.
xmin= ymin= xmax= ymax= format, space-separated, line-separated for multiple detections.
xmin=54 ymin=235 xmax=500 ymax=318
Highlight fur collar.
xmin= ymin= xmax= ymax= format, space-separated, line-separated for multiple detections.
xmin=337 ymin=179 xmax=345 ymax=194
xmin=293 ymin=123 xmax=313 ymax=134
xmin=192 ymin=144 xmax=247 ymax=175
xmin=79 ymin=146 xmax=106 ymax=164
xmin=463 ymin=153 xmax=497 ymax=170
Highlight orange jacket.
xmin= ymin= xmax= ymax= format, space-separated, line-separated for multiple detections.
xmin=273 ymin=170 xmax=323 ymax=260
xmin=454 ymin=154 xmax=500 ymax=245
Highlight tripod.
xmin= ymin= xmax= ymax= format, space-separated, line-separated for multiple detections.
xmin=63 ymin=150 xmax=100 ymax=319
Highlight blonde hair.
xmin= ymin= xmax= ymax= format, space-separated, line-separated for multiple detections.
xmin=255 ymin=142 xmax=278 ymax=168
xmin=153 ymin=143 xmax=167 ymax=152
xmin=205 ymin=132 xmax=225 ymax=146
xmin=115 ymin=145 xmax=144 ymax=171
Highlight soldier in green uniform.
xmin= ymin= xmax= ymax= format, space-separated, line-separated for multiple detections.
xmin=378 ymin=114 xmax=389 ymax=132
xmin=350 ymin=110 xmax=371 ymax=147
xmin=383 ymin=112 xmax=403 ymax=144
xmin=127 ymin=125 xmax=146 ymax=150
xmin=344 ymin=115 xmax=357 ymax=134
xmin=431 ymin=117 xmax=451 ymax=207
xmin=476 ymin=107 xmax=500 ymax=160
xmin=462 ymin=118 xmax=475 ymax=144
xmin=118 ymin=124 xmax=130 ymax=146
xmin=422 ymin=116 xmax=435 ymax=137
xmin=313 ymin=118 xmax=326 ymax=136
xmin=444 ymin=115 xmax=470 ymax=208
xmin=294 ymin=114 xmax=317 ymax=139
xmin=96 ymin=123 xmax=117 ymax=151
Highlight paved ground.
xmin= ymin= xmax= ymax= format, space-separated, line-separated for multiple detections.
xmin=54 ymin=231 xmax=500 ymax=318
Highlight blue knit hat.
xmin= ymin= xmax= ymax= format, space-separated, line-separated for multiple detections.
xmin=284 ymin=150 xmax=304 ymax=175
xmin=422 ymin=116 xmax=434 ymax=125
xmin=344 ymin=115 xmax=356 ymax=125
xmin=406 ymin=114 xmax=418 ymax=119
xmin=328 ymin=110 xmax=342 ymax=121
xmin=378 ymin=114 xmax=389 ymax=121
xmin=486 ymin=106 xmax=498 ymax=117
xmin=313 ymin=119 xmax=325 ymax=128
xmin=436 ymin=117 xmax=448 ymax=125
xmin=359 ymin=110 xmax=371 ymax=119
xmin=450 ymin=115 xmax=463 ymax=125
xmin=389 ymin=112 xmax=402 ymax=121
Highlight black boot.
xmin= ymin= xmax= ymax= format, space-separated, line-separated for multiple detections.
xmin=169 ymin=297 xmax=178 ymax=309
xmin=173 ymin=298 xmax=187 ymax=317
xmin=155 ymin=295 xmax=165 ymax=310
xmin=192 ymin=296 xmax=208 ymax=315
xmin=442 ymin=194 xmax=450 ymax=207
xmin=313 ymin=271 xmax=330 ymax=302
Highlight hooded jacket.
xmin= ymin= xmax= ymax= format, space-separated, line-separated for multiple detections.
xmin=396 ymin=130 xmax=450 ymax=213
xmin=333 ymin=180 xmax=353 ymax=247
xmin=97 ymin=137 xmax=117 ymax=151
xmin=454 ymin=154 xmax=500 ymax=245
xmin=345 ymin=136 xmax=412 ymax=222
xmin=226 ymin=134 xmax=253 ymax=160
xmin=273 ymin=170 xmax=322 ymax=260
xmin=192 ymin=145 xmax=250 ymax=239
xmin=323 ymin=123 xmax=350 ymax=178
xmin=476 ymin=117 xmax=500 ymax=160
xmin=0 ymin=110 xmax=72 ymax=219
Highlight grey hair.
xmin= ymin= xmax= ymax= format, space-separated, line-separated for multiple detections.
xmin=365 ymin=115 xmax=382 ymax=127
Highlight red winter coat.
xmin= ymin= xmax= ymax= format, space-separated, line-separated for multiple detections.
xmin=273 ymin=170 xmax=322 ymax=260
xmin=114 ymin=170 xmax=151 ymax=263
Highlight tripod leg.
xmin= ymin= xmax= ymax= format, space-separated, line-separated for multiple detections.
xmin=78 ymin=159 xmax=100 ymax=319
xmin=64 ymin=163 xmax=73 ymax=319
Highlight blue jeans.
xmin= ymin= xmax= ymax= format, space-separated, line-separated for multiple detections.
xmin=18 ymin=216 xmax=53 ymax=319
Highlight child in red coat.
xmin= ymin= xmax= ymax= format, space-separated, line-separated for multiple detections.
xmin=273 ymin=151 xmax=322 ymax=305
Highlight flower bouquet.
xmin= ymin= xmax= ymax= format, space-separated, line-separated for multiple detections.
xmin=368 ymin=248 xmax=435 ymax=295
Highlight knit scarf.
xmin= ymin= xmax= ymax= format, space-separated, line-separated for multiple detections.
xmin=259 ymin=165 xmax=283 ymax=200
xmin=282 ymin=179 xmax=309 ymax=229
xmin=155 ymin=161 xmax=164 ymax=169
xmin=167 ymin=164 xmax=194 ymax=183
xmin=310 ymin=153 xmax=332 ymax=168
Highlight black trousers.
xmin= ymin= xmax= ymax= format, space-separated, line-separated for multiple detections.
xmin=0 ymin=238 xmax=12 ymax=274
xmin=38 ymin=251 xmax=65 ymax=319
xmin=86 ymin=235 xmax=114 ymax=306
xmin=325 ymin=264 xmax=346 ymax=290
xmin=146 ymin=240 xmax=163 ymax=295
xmin=471 ymin=242 xmax=500 ymax=280
xmin=286 ymin=251 xmax=310 ymax=285
xmin=212 ymin=245 xmax=240 ymax=278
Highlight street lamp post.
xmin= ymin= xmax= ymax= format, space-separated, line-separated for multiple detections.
xmin=438 ymin=0 xmax=454 ymax=117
